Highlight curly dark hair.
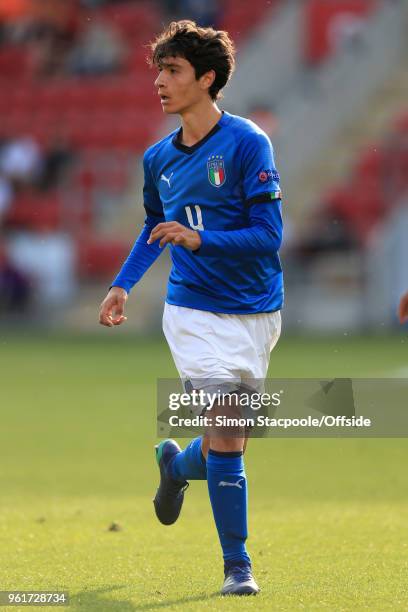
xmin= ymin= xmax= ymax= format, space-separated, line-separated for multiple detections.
xmin=149 ymin=20 xmax=236 ymax=101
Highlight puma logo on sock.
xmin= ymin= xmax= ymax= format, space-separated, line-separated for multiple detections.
xmin=218 ymin=478 xmax=244 ymax=489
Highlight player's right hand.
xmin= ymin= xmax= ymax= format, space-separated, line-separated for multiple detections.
xmin=99 ymin=286 xmax=128 ymax=327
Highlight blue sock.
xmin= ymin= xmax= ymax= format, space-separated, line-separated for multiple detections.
xmin=207 ymin=449 xmax=251 ymax=566
xmin=170 ymin=437 xmax=207 ymax=481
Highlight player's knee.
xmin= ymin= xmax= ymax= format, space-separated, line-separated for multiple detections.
xmin=209 ymin=437 xmax=244 ymax=453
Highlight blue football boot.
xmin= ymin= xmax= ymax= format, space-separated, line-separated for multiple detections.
xmin=153 ymin=439 xmax=189 ymax=525
xmin=221 ymin=563 xmax=260 ymax=596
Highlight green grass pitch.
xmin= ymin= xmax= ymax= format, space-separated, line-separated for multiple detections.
xmin=0 ymin=332 xmax=407 ymax=611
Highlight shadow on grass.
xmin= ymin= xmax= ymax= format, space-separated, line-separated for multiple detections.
xmin=70 ymin=585 xmax=220 ymax=611
xmin=132 ymin=592 xmax=220 ymax=611
xmin=70 ymin=586 xmax=132 ymax=611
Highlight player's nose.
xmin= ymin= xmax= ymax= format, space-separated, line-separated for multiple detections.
xmin=154 ymin=72 xmax=165 ymax=88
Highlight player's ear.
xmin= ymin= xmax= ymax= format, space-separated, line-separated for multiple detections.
xmin=199 ymin=69 xmax=216 ymax=93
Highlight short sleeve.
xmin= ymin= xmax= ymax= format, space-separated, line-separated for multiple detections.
xmin=143 ymin=150 xmax=164 ymax=219
xmin=240 ymin=130 xmax=282 ymax=207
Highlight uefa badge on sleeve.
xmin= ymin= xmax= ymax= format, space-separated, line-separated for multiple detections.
xmin=207 ymin=155 xmax=226 ymax=187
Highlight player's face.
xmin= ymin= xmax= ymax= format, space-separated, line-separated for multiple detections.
xmin=154 ymin=56 xmax=214 ymax=114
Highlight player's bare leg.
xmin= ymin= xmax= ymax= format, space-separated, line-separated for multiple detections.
xmin=201 ymin=432 xmax=249 ymax=458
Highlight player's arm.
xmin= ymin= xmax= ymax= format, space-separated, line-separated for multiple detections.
xmin=147 ymin=130 xmax=282 ymax=257
xmin=196 ymin=130 xmax=282 ymax=257
xmin=147 ymin=221 xmax=201 ymax=250
xmin=147 ymin=200 xmax=281 ymax=256
xmin=99 ymin=213 xmax=164 ymax=326
xmin=99 ymin=152 xmax=165 ymax=327
xmin=195 ymin=196 xmax=282 ymax=257
xmin=398 ymin=291 xmax=408 ymax=324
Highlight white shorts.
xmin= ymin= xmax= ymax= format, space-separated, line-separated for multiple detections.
xmin=162 ymin=303 xmax=281 ymax=402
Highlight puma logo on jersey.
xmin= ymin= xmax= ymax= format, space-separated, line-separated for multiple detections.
xmin=160 ymin=172 xmax=173 ymax=188
xmin=218 ymin=478 xmax=244 ymax=489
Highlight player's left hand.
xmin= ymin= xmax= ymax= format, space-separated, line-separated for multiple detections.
xmin=147 ymin=221 xmax=202 ymax=251
xmin=398 ymin=291 xmax=408 ymax=324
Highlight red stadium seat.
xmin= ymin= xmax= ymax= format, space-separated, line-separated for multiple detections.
xmin=220 ymin=0 xmax=277 ymax=43
xmin=4 ymin=191 xmax=62 ymax=231
xmin=99 ymin=1 xmax=160 ymax=41
xmin=1 ymin=110 xmax=33 ymax=138
xmin=0 ymin=46 xmax=30 ymax=78
xmin=393 ymin=111 xmax=408 ymax=135
xmin=325 ymin=175 xmax=387 ymax=245
xmin=304 ymin=0 xmax=377 ymax=64
xmin=77 ymin=238 xmax=129 ymax=279
xmin=354 ymin=145 xmax=385 ymax=182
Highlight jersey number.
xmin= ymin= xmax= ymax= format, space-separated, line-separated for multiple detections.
xmin=185 ymin=205 xmax=204 ymax=231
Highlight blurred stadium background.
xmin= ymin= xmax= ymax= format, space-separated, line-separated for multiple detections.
xmin=1 ymin=3 xmax=408 ymax=607
xmin=0 ymin=0 xmax=407 ymax=334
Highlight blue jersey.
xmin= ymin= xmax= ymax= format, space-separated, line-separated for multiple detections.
xmin=112 ymin=111 xmax=284 ymax=314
